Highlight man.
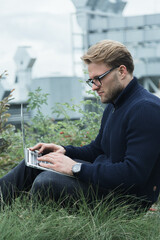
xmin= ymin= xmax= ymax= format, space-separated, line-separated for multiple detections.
xmin=1 ymin=40 xmax=160 ymax=210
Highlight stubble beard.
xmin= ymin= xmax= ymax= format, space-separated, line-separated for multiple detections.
xmin=100 ymin=83 xmax=124 ymax=104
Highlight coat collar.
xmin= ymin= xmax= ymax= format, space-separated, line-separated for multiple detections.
xmin=112 ymin=77 xmax=140 ymax=109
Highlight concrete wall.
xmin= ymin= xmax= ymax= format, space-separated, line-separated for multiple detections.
xmin=31 ymin=76 xmax=83 ymax=119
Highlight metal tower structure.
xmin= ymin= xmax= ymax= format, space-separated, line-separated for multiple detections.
xmin=14 ymin=46 xmax=36 ymax=89
xmin=71 ymin=0 xmax=126 ymax=76
xmin=71 ymin=0 xmax=160 ymax=95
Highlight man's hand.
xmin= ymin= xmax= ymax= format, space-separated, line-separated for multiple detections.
xmin=37 ymin=152 xmax=76 ymax=176
xmin=30 ymin=143 xmax=66 ymax=155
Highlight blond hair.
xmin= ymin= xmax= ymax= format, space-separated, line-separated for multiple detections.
xmin=81 ymin=39 xmax=134 ymax=74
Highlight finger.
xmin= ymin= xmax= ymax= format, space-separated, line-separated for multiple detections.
xmin=39 ymin=162 xmax=55 ymax=170
xmin=38 ymin=144 xmax=46 ymax=154
xmin=47 ymin=152 xmax=61 ymax=157
xmin=37 ymin=156 xmax=54 ymax=164
xmin=39 ymin=143 xmax=55 ymax=154
xmin=29 ymin=143 xmax=43 ymax=151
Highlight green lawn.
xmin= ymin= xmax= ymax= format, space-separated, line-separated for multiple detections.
xmin=0 ymin=162 xmax=160 ymax=240
xmin=0 ymin=188 xmax=159 ymax=240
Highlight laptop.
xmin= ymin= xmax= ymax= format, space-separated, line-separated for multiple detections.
xmin=21 ymin=104 xmax=71 ymax=176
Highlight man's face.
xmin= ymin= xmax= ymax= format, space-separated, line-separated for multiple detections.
xmin=88 ymin=62 xmax=124 ymax=103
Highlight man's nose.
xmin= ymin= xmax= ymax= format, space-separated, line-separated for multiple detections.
xmin=92 ymin=83 xmax=99 ymax=91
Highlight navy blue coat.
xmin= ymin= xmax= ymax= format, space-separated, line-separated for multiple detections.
xmin=65 ymin=78 xmax=160 ymax=205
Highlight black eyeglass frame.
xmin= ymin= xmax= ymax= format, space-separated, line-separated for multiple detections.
xmin=86 ymin=66 xmax=118 ymax=87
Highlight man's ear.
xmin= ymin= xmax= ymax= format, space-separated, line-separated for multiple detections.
xmin=118 ymin=65 xmax=127 ymax=79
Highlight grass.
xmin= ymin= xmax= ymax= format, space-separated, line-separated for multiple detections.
xmin=0 ymin=163 xmax=159 ymax=239
xmin=0 ymin=194 xmax=159 ymax=240
xmin=0 ymin=165 xmax=160 ymax=239
xmin=0 ymin=160 xmax=159 ymax=240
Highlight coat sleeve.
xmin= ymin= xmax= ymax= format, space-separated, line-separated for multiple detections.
xmin=64 ymin=105 xmax=111 ymax=163
xmin=76 ymin=101 xmax=160 ymax=190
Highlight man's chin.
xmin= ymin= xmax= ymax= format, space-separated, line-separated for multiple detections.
xmin=100 ymin=96 xmax=112 ymax=104
xmin=100 ymin=97 xmax=108 ymax=104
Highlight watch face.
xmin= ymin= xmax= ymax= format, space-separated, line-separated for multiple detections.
xmin=72 ymin=163 xmax=81 ymax=173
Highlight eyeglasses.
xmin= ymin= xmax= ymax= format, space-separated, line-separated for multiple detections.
xmin=86 ymin=67 xmax=118 ymax=88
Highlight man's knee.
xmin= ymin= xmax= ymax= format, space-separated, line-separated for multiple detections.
xmin=31 ymin=172 xmax=48 ymax=194
xmin=30 ymin=171 xmax=67 ymax=201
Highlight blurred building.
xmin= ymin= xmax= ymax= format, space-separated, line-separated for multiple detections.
xmin=0 ymin=46 xmax=83 ymax=127
xmin=71 ymin=0 xmax=160 ymax=96
xmin=1 ymin=0 xmax=160 ymax=127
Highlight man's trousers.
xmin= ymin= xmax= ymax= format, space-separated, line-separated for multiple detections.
xmin=0 ymin=159 xmax=102 ymax=204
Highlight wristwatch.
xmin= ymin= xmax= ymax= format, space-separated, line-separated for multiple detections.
xmin=72 ymin=163 xmax=82 ymax=175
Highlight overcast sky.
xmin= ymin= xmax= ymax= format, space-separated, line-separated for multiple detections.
xmin=0 ymin=0 xmax=160 ymax=83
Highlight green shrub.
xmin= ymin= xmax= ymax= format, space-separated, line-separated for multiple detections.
xmin=0 ymin=88 xmax=23 ymax=175
xmin=0 ymin=89 xmax=14 ymax=149
xmin=0 ymin=86 xmax=104 ymax=175
xmin=26 ymin=88 xmax=104 ymax=147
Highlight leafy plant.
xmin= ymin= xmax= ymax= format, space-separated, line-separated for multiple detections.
xmin=0 ymin=86 xmax=104 ymax=175
xmin=26 ymin=87 xmax=104 ymax=147
xmin=0 ymin=72 xmax=23 ymax=173
xmin=0 ymin=89 xmax=15 ymax=152
xmin=26 ymin=87 xmax=54 ymax=145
